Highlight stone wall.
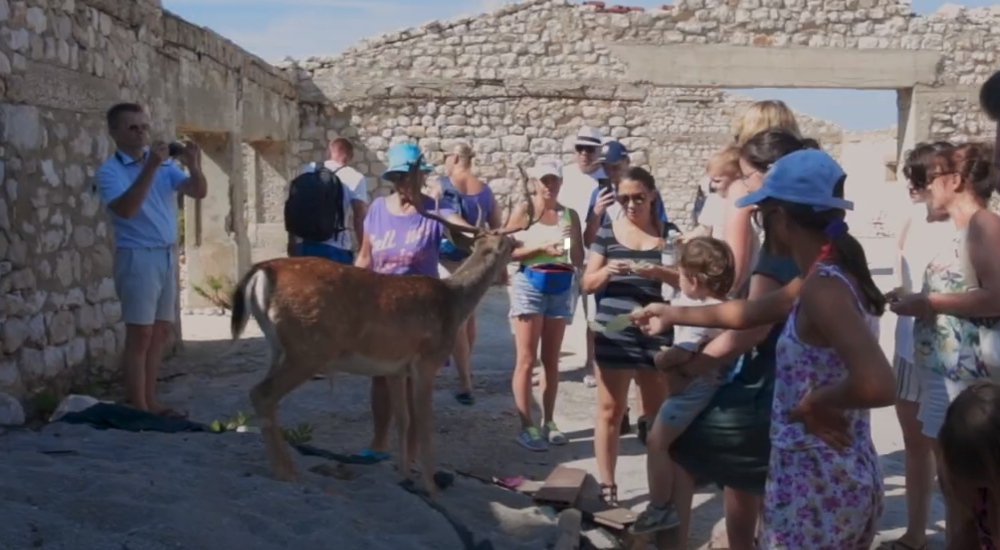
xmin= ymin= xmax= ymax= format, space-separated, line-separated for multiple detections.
xmin=0 ymin=0 xmax=298 ymax=400
xmin=293 ymin=87 xmax=842 ymax=224
xmin=283 ymin=0 xmax=999 ymax=224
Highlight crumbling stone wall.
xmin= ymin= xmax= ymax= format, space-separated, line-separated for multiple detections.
xmin=294 ymin=86 xmax=840 ymax=223
xmin=0 ymin=0 xmax=298 ymax=400
xmin=283 ymin=0 xmax=998 ymax=223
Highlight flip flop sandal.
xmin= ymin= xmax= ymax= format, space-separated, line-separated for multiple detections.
xmin=346 ymin=449 xmax=391 ymax=465
xmin=599 ymin=483 xmax=619 ymax=507
xmin=455 ymin=392 xmax=475 ymax=406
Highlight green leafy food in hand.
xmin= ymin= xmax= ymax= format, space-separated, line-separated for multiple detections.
xmin=603 ymin=314 xmax=633 ymax=333
xmin=587 ymin=320 xmax=605 ymax=334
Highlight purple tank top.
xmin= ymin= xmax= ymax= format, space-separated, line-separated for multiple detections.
xmin=363 ymin=195 xmax=454 ymax=277
xmin=458 ymin=188 xmax=495 ymax=227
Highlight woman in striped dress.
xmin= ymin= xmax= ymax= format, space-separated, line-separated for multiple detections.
xmin=581 ymin=167 xmax=674 ymax=504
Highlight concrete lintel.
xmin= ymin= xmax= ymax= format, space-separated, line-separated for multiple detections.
xmin=608 ymin=44 xmax=942 ymax=90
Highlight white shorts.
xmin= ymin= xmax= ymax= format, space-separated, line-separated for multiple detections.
xmin=917 ymin=372 xmax=978 ymax=439
xmin=893 ymin=355 xmax=923 ymax=403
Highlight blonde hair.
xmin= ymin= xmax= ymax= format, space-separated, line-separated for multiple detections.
xmin=733 ymin=100 xmax=802 ymax=146
xmin=449 ymin=143 xmax=474 ymax=169
xmin=706 ymin=145 xmax=741 ymax=177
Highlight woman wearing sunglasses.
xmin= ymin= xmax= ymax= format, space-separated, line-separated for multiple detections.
xmin=580 ymin=167 xmax=674 ymax=505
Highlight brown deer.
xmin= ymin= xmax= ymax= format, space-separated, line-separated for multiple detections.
xmin=229 ymin=159 xmax=536 ymax=498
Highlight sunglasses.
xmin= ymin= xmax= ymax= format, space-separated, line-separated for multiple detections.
xmin=575 ymin=146 xmax=597 ymax=155
xmin=616 ymin=193 xmax=647 ymax=205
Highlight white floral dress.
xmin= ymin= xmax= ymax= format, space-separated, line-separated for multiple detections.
xmin=760 ymin=264 xmax=883 ymax=550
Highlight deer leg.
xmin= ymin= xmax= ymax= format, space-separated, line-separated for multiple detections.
xmin=411 ymin=365 xmax=439 ymax=498
xmin=249 ymin=353 xmax=316 ymax=483
xmin=386 ymin=374 xmax=411 ymax=481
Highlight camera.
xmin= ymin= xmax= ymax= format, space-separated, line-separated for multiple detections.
xmin=168 ymin=142 xmax=184 ymax=157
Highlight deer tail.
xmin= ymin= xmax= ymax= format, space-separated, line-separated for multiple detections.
xmin=231 ymin=264 xmax=272 ymax=341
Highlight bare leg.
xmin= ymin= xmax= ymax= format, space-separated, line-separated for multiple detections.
xmin=453 ymin=318 xmax=473 ymax=395
xmin=512 ymin=315 xmax=543 ymax=427
xmin=122 ymin=324 xmax=153 ymax=411
xmin=369 ymin=376 xmax=392 ymax=453
xmin=895 ymin=398 xmax=934 ymax=548
xmin=538 ymin=317 xmax=568 ymax=424
xmin=594 ymin=367 xmax=633 ymax=487
xmin=144 ymin=320 xmax=173 ymax=412
xmin=411 ymin=366 xmax=439 ymax=498
xmin=656 ymin=463 xmax=697 ymax=550
xmin=723 ymin=488 xmax=761 ymax=550
xmin=931 ymin=439 xmax=959 ymax=548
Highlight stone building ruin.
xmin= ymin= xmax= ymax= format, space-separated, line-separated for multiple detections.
xmin=0 ymin=0 xmax=997 ymax=401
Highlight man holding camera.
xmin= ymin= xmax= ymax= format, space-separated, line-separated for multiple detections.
xmin=95 ymin=102 xmax=207 ymax=418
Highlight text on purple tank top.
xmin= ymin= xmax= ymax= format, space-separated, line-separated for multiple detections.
xmin=363 ymin=196 xmax=454 ymax=277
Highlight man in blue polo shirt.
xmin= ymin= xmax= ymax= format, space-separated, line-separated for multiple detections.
xmin=95 ymin=103 xmax=207 ymax=418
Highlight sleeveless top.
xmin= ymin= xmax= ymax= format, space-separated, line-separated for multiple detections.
xmin=590 ymin=221 xmax=673 ymax=366
xmin=518 ymin=207 xmax=573 ymax=267
xmin=913 ymin=229 xmax=995 ymax=381
xmin=438 ymin=176 xmax=496 ymax=227
xmin=771 ymin=264 xmax=880 ymax=451
xmin=895 ymin=204 xmax=947 ymax=362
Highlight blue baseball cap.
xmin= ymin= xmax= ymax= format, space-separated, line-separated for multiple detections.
xmin=736 ymin=149 xmax=853 ymax=211
xmin=599 ymin=141 xmax=629 ymax=164
xmin=382 ymin=143 xmax=433 ymax=180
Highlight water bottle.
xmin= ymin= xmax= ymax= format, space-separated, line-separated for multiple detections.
xmin=661 ymin=228 xmax=682 ymax=300
xmin=558 ymin=211 xmax=572 ymax=262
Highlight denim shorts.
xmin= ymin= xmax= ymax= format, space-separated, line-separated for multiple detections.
xmin=657 ymin=375 xmax=722 ymax=430
xmin=113 ymin=247 xmax=177 ymax=325
xmin=296 ymin=242 xmax=354 ymax=265
xmin=508 ymin=270 xmax=575 ymax=320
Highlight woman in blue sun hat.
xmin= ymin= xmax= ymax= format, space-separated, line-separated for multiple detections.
xmin=352 ymin=142 xmax=472 ymax=464
xmin=634 ymin=147 xmax=897 ymax=549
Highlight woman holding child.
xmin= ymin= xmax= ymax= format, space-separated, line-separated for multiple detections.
xmin=580 ymin=167 xmax=674 ymax=505
xmin=631 ymin=129 xmax=815 ymax=548
xmin=635 ymin=142 xmax=898 ymax=549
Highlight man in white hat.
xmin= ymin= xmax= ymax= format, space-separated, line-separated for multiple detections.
xmin=561 ymin=126 xmax=608 ymax=386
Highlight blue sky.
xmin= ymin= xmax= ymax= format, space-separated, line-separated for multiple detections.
xmin=162 ymin=0 xmax=993 ymax=132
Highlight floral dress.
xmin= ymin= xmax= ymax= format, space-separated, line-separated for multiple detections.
xmin=760 ymin=264 xmax=883 ymax=550
xmin=913 ymin=230 xmax=996 ymax=381
xmin=912 ymin=230 xmax=998 ymax=437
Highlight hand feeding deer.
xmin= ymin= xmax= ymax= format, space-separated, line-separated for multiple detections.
xmin=229 ymin=158 xmax=537 ymax=498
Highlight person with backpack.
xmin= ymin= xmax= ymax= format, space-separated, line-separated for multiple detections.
xmin=285 ymin=138 xmax=368 ymax=264
xmin=436 ymin=143 xmax=502 ymax=406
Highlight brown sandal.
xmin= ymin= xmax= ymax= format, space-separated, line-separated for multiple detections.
xmin=599 ymin=483 xmax=619 ymax=506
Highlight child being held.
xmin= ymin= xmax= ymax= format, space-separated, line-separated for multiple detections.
xmin=686 ymin=146 xmax=742 ymax=241
xmin=631 ymin=236 xmax=736 ymax=534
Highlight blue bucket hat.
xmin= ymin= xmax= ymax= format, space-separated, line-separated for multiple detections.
xmin=736 ymin=149 xmax=853 ymax=211
xmin=382 ymin=143 xmax=433 ymax=180
xmin=599 ymin=141 xmax=629 ymax=164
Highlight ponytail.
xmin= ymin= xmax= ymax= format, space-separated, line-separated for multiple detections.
xmin=819 ymin=218 xmax=886 ymax=316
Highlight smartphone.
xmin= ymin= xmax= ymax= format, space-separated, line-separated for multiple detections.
xmin=168 ymin=142 xmax=184 ymax=157
xmin=597 ymin=178 xmax=613 ymax=193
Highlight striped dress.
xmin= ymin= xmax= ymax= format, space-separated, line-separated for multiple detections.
xmin=591 ymin=222 xmax=673 ymax=371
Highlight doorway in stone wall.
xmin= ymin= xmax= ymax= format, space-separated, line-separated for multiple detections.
xmin=727 ymin=88 xmax=905 ymax=239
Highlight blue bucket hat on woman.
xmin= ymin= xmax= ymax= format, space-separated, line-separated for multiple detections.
xmin=736 ymin=149 xmax=854 ymax=211
xmin=382 ymin=143 xmax=433 ymax=180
